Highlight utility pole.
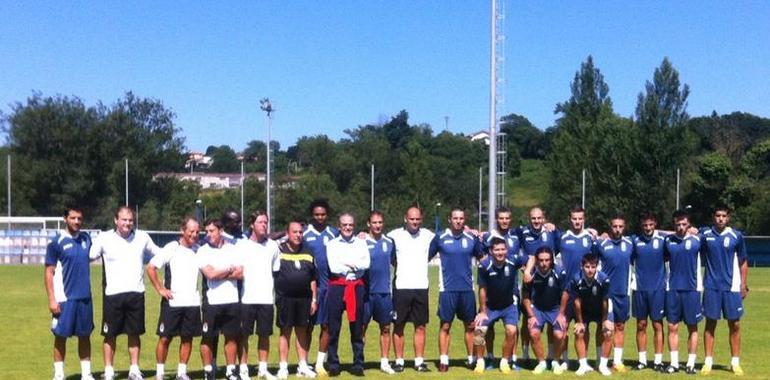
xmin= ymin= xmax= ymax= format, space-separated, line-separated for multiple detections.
xmin=260 ymin=98 xmax=274 ymax=233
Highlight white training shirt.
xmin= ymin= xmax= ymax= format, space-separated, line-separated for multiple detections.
xmin=387 ymin=227 xmax=435 ymax=290
xmin=149 ymin=241 xmax=202 ymax=307
xmin=90 ymin=229 xmax=162 ymax=296
xmin=326 ymin=235 xmax=371 ymax=281
xmin=198 ymin=242 xmax=241 ymax=305
xmin=236 ymin=237 xmax=280 ymax=305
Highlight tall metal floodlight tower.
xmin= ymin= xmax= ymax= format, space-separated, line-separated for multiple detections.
xmin=260 ymin=98 xmax=274 ymax=233
xmin=488 ymin=0 xmax=506 ymax=230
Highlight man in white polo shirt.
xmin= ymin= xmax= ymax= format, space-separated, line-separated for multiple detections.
xmin=89 ymin=206 xmax=162 ymax=380
xmin=236 ymin=211 xmax=281 ymax=380
xmin=388 ymin=206 xmax=435 ymax=372
xmin=198 ymin=218 xmax=244 ymax=380
xmin=146 ymin=216 xmax=203 ymax=380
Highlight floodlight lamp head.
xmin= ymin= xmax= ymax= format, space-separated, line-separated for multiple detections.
xmin=259 ymin=98 xmax=273 ymax=114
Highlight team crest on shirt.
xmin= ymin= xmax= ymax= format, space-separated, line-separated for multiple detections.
xmin=159 ymin=323 xmax=165 ymax=333
xmin=103 ymin=323 xmax=109 ymax=334
xmin=202 ymin=323 xmax=208 ymax=333
xmin=548 ymin=277 xmax=555 ymax=287
xmin=541 ymin=233 xmax=547 ymax=242
xmin=621 ymin=242 xmax=627 ymax=251
xmin=462 ymin=239 xmax=468 ymax=249
xmin=383 ymin=242 xmax=388 ymax=251
xmin=685 ymin=240 xmax=692 ymax=250
xmin=323 ymin=236 xmax=330 ymax=244
xmin=81 ymin=241 xmax=87 ymax=249
xmin=653 ymin=240 xmax=660 ymax=249
xmin=295 ymin=261 xmax=301 ymax=269
xmin=504 ymin=266 xmax=510 ymax=277
xmin=723 ymin=237 xmax=731 ymax=248
xmin=391 ymin=311 xmax=397 ymax=321
xmin=583 ymin=238 xmax=589 ymax=248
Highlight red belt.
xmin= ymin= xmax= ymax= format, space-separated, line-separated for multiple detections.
xmin=328 ymin=277 xmax=365 ymax=322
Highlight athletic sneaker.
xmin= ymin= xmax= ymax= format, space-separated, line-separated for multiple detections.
xmin=349 ymin=367 xmax=364 ymax=377
xmin=685 ymin=366 xmax=697 ymax=375
xmin=297 ymin=366 xmax=317 ymax=378
xmin=473 ymin=359 xmax=485 ymax=374
xmin=203 ymin=370 xmax=216 ymax=380
xmin=257 ymin=370 xmax=277 ymax=380
xmin=553 ymin=362 xmax=565 ymax=375
xmin=635 ymin=362 xmax=647 ymax=370
xmin=128 ymin=372 xmax=144 ymax=380
xmin=613 ymin=363 xmax=628 ymax=373
xmin=380 ymin=363 xmax=396 ymax=375
xmin=532 ymin=362 xmax=548 ymax=375
xmin=414 ymin=363 xmax=430 ymax=372
xmin=731 ymin=365 xmax=744 ymax=376
xmin=175 ymin=375 xmax=192 ymax=380
xmin=598 ymin=365 xmax=612 ymax=376
xmin=240 ymin=368 xmax=251 ymax=380
xmin=52 ymin=376 xmax=64 ymax=380
xmin=700 ymin=363 xmax=712 ymax=375
xmin=81 ymin=375 xmax=96 ymax=380
xmin=277 ymin=368 xmax=289 ymax=380
xmin=499 ymin=360 xmax=510 ymax=374
xmin=392 ymin=363 xmax=405 ymax=373
xmin=576 ymin=364 xmax=594 ymax=376
xmin=313 ymin=362 xmax=327 ymax=377
xmin=226 ymin=371 xmax=241 ymax=380
xmin=654 ymin=363 xmax=666 ymax=372
xmin=438 ymin=363 xmax=448 ymax=372
xmin=665 ymin=365 xmax=679 ymax=374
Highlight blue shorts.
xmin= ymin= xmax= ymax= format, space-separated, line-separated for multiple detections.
xmin=609 ymin=294 xmax=630 ymax=323
xmin=313 ymin=287 xmax=328 ymax=325
xmin=531 ymin=306 xmax=564 ymax=332
xmin=52 ymin=298 xmax=94 ymax=338
xmin=703 ymin=289 xmax=744 ymax=321
xmin=665 ymin=290 xmax=703 ymax=325
xmin=437 ymin=291 xmax=476 ymax=323
xmin=480 ymin=303 xmax=519 ymax=327
xmin=364 ymin=293 xmax=394 ymax=325
xmin=633 ymin=289 xmax=665 ymax=321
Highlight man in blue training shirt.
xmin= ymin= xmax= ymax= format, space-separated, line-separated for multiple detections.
xmin=523 ymin=247 xmax=568 ymax=375
xmin=478 ymin=207 xmax=522 ymax=367
xmin=302 ymin=199 xmax=339 ymax=376
xmin=567 ymin=253 xmax=614 ymax=377
xmin=362 ymin=210 xmax=398 ymax=375
xmin=428 ymin=208 xmax=484 ymax=371
xmin=44 ymin=206 xmax=95 ymax=380
xmin=595 ymin=213 xmax=633 ymax=373
xmin=700 ymin=205 xmax=749 ymax=376
xmin=472 ymin=237 xmax=531 ymax=374
xmin=630 ymin=211 xmax=667 ymax=371
xmin=663 ymin=210 xmax=703 ymax=375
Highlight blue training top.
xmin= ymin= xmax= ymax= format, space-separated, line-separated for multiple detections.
xmin=302 ymin=224 xmax=339 ymax=289
xmin=631 ymin=231 xmax=667 ymax=291
xmin=45 ymin=230 xmax=93 ymax=300
xmin=664 ymin=234 xmax=702 ymax=291
xmin=596 ymin=236 xmax=633 ymax=296
xmin=478 ymin=254 xmax=529 ymax=310
xmin=700 ymin=226 xmax=747 ymax=292
xmin=365 ymin=235 xmax=394 ymax=294
xmin=429 ymin=229 xmax=483 ymax=292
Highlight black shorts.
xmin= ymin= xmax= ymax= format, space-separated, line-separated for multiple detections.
xmin=102 ymin=292 xmax=145 ymax=337
xmin=202 ymin=303 xmax=240 ymax=338
xmin=393 ymin=288 xmax=429 ymax=326
xmin=276 ymin=296 xmax=312 ymax=329
xmin=157 ymin=301 xmax=202 ymax=338
xmin=241 ymin=304 xmax=274 ymax=337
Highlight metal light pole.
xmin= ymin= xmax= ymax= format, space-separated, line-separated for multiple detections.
xmin=7 ymin=155 xmax=11 ymax=222
xmin=487 ymin=0 xmax=499 ymax=231
xmin=260 ymin=98 xmax=274 ymax=233
xmin=581 ymin=169 xmax=586 ymax=209
xmin=125 ymin=159 xmax=129 ymax=206
xmin=676 ymin=168 xmax=681 ymax=210
xmin=370 ymin=164 xmax=375 ymax=211
xmin=240 ymin=161 xmax=245 ymax=219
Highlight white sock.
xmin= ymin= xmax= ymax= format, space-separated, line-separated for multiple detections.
xmin=80 ymin=360 xmax=91 ymax=376
xmin=500 ymin=357 xmax=508 ymax=366
xmin=687 ymin=354 xmax=696 ymax=368
xmin=704 ymin=356 xmax=713 ymax=367
xmin=395 ymin=358 xmax=405 ymax=366
xmin=279 ymin=362 xmax=288 ymax=370
xmin=654 ymin=353 xmax=663 ymax=365
xmin=551 ymin=360 xmax=560 ymax=369
xmin=670 ymin=351 xmax=679 ymax=368
xmin=298 ymin=360 xmax=308 ymax=369
xmin=104 ymin=366 xmax=115 ymax=378
xmin=579 ymin=358 xmax=588 ymax=367
xmin=240 ymin=363 xmax=249 ymax=374
xmin=599 ymin=357 xmax=609 ymax=368
xmin=511 ymin=354 xmax=517 ymax=363
xmin=731 ymin=357 xmax=740 ymax=367
xmin=177 ymin=363 xmax=187 ymax=376
xmin=156 ymin=363 xmax=165 ymax=377
xmin=467 ymin=355 xmax=474 ymax=363
xmin=204 ymin=365 xmax=213 ymax=372
xmin=380 ymin=358 xmax=389 ymax=367
xmin=538 ymin=360 xmax=547 ymax=367
xmin=439 ymin=355 xmax=449 ymax=365
xmin=613 ymin=347 xmax=623 ymax=364
xmin=638 ymin=351 xmax=647 ymax=363
xmin=226 ymin=364 xmax=236 ymax=374
xmin=316 ymin=352 xmax=326 ymax=364
xmin=258 ymin=361 xmax=268 ymax=373
xmin=53 ymin=361 xmax=64 ymax=377
xmin=129 ymin=364 xmax=140 ymax=374
xmin=414 ymin=357 xmax=424 ymax=367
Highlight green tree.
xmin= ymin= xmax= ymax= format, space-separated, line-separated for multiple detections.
xmin=206 ymin=145 xmax=240 ymax=173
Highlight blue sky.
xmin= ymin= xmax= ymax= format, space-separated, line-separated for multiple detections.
xmin=1 ymin=1 xmax=768 ymax=152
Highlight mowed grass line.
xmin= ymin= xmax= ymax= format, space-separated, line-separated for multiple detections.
xmin=2 ymin=264 xmax=768 ymax=379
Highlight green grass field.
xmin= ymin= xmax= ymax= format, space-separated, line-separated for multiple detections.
xmin=2 ymin=265 xmax=768 ymax=379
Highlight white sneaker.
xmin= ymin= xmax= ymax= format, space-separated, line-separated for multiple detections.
xmin=314 ymin=362 xmax=327 ymax=377
xmin=257 ymin=370 xmax=277 ymax=380
xmin=128 ymin=372 xmax=144 ymax=380
xmin=276 ymin=368 xmax=289 ymax=380
xmin=81 ymin=375 xmax=96 ymax=380
xmin=598 ymin=365 xmax=612 ymax=376
xmin=52 ymin=376 xmax=65 ymax=380
xmin=380 ymin=363 xmax=396 ymax=375
xmin=576 ymin=364 xmax=594 ymax=376
xmin=240 ymin=369 xmax=251 ymax=380
xmin=297 ymin=366 xmax=317 ymax=378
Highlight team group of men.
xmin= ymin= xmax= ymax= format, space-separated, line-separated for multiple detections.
xmin=44 ymin=200 xmax=749 ymax=379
